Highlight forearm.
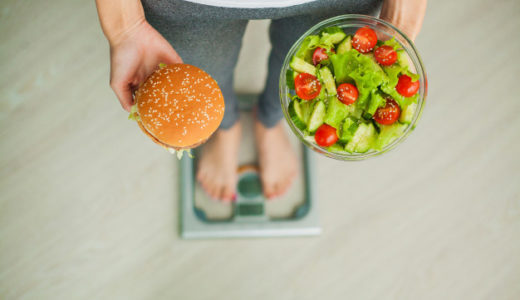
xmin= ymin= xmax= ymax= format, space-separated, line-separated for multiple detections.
xmin=380 ymin=0 xmax=427 ymax=41
xmin=95 ymin=0 xmax=145 ymax=46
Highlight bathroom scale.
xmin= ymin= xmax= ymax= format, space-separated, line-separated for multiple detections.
xmin=179 ymin=95 xmax=321 ymax=239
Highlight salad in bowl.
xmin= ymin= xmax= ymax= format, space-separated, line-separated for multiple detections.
xmin=280 ymin=15 xmax=427 ymax=160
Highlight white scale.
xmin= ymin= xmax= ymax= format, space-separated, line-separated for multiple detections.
xmin=179 ymin=95 xmax=321 ymax=239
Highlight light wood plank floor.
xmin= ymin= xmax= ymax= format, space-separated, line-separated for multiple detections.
xmin=1 ymin=0 xmax=519 ymax=299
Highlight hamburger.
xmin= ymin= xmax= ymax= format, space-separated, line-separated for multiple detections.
xmin=129 ymin=64 xmax=225 ymax=158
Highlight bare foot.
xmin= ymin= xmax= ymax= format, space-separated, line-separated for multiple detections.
xmin=255 ymin=121 xmax=298 ymax=200
xmin=196 ymin=122 xmax=241 ymax=202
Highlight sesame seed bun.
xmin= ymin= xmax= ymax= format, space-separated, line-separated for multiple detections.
xmin=134 ymin=64 xmax=225 ymax=150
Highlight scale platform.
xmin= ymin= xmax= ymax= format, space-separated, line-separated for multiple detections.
xmin=179 ymin=95 xmax=320 ymax=239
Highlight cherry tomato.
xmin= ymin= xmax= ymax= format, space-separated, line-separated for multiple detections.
xmin=295 ymin=73 xmax=322 ymax=100
xmin=336 ymin=83 xmax=358 ymax=105
xmin=315 ymin=124 xmax=338 ymax=147
xmin=374 ymin=45 xmax=397 ymax=66
xmin=396 ymin=74 xmax=420 ymax=97
xmin=373 ymin=98 xmax=401 ymax=125
xmin=352 ymin=26 xmax=378 ymax=53
xmin=312 ymin=47 xmax=334 ymax=65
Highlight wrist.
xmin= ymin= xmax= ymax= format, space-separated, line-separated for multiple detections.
xmin=380 ymin=0 xmax=427 ymax=41
xmin=107 ymin=17 xmax=147 ymax=47
xmin=95 ymin=0 xmax=146 ymax=46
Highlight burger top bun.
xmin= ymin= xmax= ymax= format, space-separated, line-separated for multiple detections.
xmin=133 ymin=64 xmax=225 ymax=151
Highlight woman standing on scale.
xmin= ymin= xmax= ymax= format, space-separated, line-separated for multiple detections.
xmin=95 ymin=0 xmax=427 ymax=201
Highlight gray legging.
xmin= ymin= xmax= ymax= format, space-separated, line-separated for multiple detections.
xmin=142 ymin=0 xmax=382 ymax=129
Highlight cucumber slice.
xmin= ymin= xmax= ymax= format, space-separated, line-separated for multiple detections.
xmin=319 ymin=66 xmax=336 ymax=96
xmin=288 ymin=99 xmax=307 ymax=130
xmin=286 ymin=69 xmax=297 ymax=89
xmin=376 ymin=123 xmax=407 ymax=150
xmin=338 ymin=117 xmax=359 ymax=144
xmin=317 ymin=82 xmax=327 ymax=100
xmin=327 ymin=143 xmax=344 ymax=153
xmin=300 ymin=100 xmax=314 ymax=124
xmin=319 ymin=27 xmax=347 ymax=46
xmin=320 ymin=32 xmax=347 ymax=46
xmin=290 ymin=56 xmax=316 ymax=75
xmin=337 ymin=36 xmax=352 ymax=54
xmin=345 ymin=122 xmax=377 ymax=153
xmin=399 ymin=102 xmax=417 ymax=124
xmin=345 ymin=102 xmax=363 ymax=119
xmin=307 ymin=101 xmax=326 ymax=133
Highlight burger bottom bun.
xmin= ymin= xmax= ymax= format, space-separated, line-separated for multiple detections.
xmin=137 ymin=120 xmax=209 ymax=151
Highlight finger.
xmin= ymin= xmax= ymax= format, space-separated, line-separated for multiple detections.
xmin=159 ymin=44 xmax=183 ymax=65
xmin=110 ymin=81 xmax=134 ymax=112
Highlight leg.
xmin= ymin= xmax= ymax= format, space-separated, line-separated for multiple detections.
xmin=144 ymin=11 xmax=247 ymax=201
xmin=255 ymin=14 xmax=372 ymax=199
xmin=255 ymin=17 xmax=330 ymax=199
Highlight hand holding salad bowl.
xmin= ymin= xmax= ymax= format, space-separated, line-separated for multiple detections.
xmin=280 ymin=14 xmax=427 ymax=161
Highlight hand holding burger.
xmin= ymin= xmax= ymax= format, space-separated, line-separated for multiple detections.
xmin=129 ymin=64 xmax=225 ymax=158
xmin=95 ymin=0 xmax=183 ymax=112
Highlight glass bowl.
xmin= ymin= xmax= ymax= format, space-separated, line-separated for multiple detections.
xmin=279 ymin=14 xmax=427 ymax=161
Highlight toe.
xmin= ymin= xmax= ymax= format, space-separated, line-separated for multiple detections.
xmin=199 ymin=180 xmax=207 ymax=193
xmin=273 ymin=177 xmax=293 ymax=199
xmin=263 ymin=180 xmax=276 ymax=200
xmin=275 ymin=182 xmax=285 ymax=198
xmin=279 ymin=178 xmax=292 ymax=196
xmin=221 ymin=185 xmax=235 ymax=202
xmin=196 ymin=170 xmax=204 ymax=182
xmin=214 ymin=186 xmax=224 ymax=202
xmin=198 ymin=180 xmax=210 ymax=197
xmin=208 ymin=185 xmax=220 ymax=200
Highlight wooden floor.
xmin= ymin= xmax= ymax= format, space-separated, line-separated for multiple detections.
xmin=1 ymin=0 xmax=519 ymax=299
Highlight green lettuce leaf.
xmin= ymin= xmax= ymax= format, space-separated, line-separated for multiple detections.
xmin=366 ymin=90 xmax=386 ymax=116
xmin=380 ymin=84 xmax=418 ymax=108
xmin=381 ymin=64 xmax=420 ymax=107
xmin=330 ymin=50 xmax=359 ymax=84
xmin=404 ymin=70 xmax=420 ymax=82
xmin=324 ymin=96 xmax=350 ymax=129
xmin=382 ymin=37 xmax=402 ymax=51
xmin=382 ymin=64 xmax=404 ymax=88
xmin=330 ymin=49 xmax=388 ymax=109
xmin=128 ymin=104 xmax=140 ymax=121
xmin=295 ymin=35 xmax=320 ymax=63
xmin=168 ymin=148 xmax=193 ymax=160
